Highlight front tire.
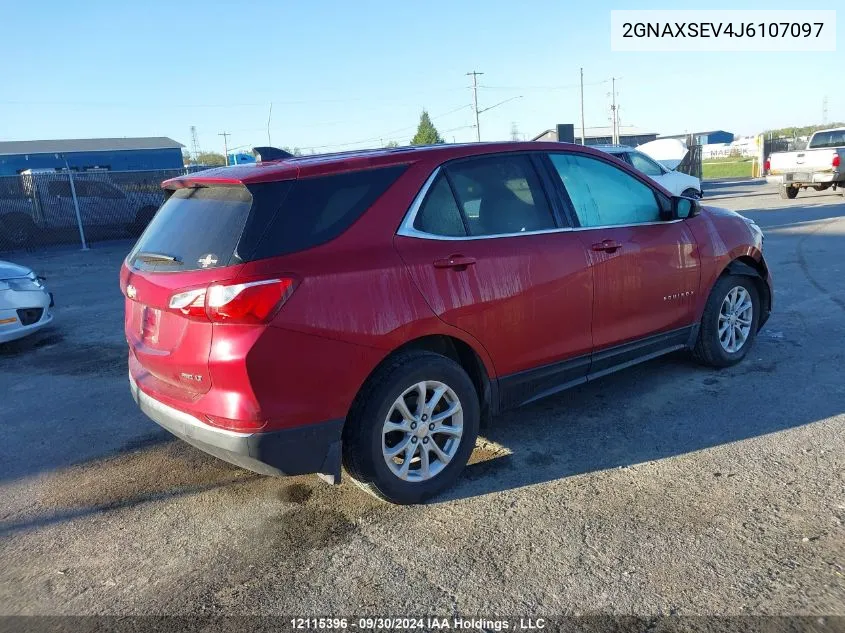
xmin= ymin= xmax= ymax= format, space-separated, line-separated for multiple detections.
xmin=693 ymin=275 xmax=760 ymax=368
xmin=343 ymin=350 xmax=480 ymax=504
xmin=681 ymin=188 xmax=701 ymax=199
xmin=780 ymin=186 xmax=799 ymax=199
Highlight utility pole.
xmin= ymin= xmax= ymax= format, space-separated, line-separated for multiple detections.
xmin=580 ymin=68 xmax=586 ymax=145
xmin=218 ymin=131 xmax=231 ymax=166
xmin=467 ymin=71 xmax=483 ymax=142
xmin=822 ymin=95 xmax=829 ymax=126
xmin=267 ymin=103 xmax=273 ymax=146
xmin=609 ymin=77 xmax=620 ymax=144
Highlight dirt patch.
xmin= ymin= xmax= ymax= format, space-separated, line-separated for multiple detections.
xmin=464 ymin=440 xmax=515 ymax=481
xmin=279 ymin=482 xmax=314 ymax=504
xmin=38 ymin=441 xmax=255 ymax=511
xmin=269 ymin=507 xmax=357 ymax=551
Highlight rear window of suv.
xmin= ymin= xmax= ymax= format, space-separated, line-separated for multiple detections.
xmin=128 ymin=165 xmax=406 ymax=272
xmin=128 ymin=186 xmax=255 ymax=272
xmin=240 ymin=165 xmax=407 ymax=261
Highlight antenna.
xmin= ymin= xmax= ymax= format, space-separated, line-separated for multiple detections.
xmin=190 ymin=126 xmax=201 ymax=162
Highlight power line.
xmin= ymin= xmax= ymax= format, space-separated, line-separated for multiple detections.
xmin=477 ymin=78 xmax=611 ymax=91
xmin=298 ymin=104 xmax=472 ymax=152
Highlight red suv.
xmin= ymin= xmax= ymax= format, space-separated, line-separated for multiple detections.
xmin=122 ymin=142 xmax=772 ymax=504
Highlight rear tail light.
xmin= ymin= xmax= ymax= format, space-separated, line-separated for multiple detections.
xmin=168 ymin=278 xmax=296 ymax=323
xmin=764 ymin=158 xmax=770 ymax=172
xmin=834 ymin=155 xmax=841 ymax=168
xmin=168 ymin=288 xmax=207 ymax=319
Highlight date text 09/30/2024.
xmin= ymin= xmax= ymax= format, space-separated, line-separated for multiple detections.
xmin=290 ymin=617 xmax=547 ymax=630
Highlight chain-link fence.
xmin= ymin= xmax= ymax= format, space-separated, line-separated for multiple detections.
xmin=0 ymin=169 xmax=189 ymax=252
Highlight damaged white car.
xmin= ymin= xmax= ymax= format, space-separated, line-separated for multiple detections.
xmin=0 ymin=260 xmax=53 ymax=343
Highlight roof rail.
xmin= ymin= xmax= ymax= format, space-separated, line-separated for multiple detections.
xmin=253 ymin=146 xmax=294 ymax=162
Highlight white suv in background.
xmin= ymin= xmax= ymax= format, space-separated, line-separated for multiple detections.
xmin=597 ymin=145 xmax=703 ymax=199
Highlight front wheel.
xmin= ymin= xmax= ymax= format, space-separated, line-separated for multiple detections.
xmin=693 ymin=275 xmax=760 ymax=368
xmin=343 ymin=351 xmax=480 ymax=504
xmin=681 ymin=188 xmax=701 ymax=199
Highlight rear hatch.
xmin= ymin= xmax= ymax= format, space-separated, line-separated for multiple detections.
xmin=123 ymin=185 xmax=259 ymax=399
xmin=122 ymin=165 xmax=408 ymax=402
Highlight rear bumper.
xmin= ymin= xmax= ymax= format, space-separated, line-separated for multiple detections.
xmin=767 ymin=172 xmax=843 ymax=185
xmin=129 ymin=375 xmax=343 ymax=482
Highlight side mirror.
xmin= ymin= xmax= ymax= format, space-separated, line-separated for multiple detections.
xmin=673 ymin=196 xmax=700 ymax=219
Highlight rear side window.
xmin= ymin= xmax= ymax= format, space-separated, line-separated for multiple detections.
xmin=413 ymin=175 xmax=466 ymax=237
xmin=447 ymin=155 xmax=555 ymax=236
xmin=243 ymin=165 xmax=407 ymax=260
xmin=129 ymin=186 xmax=253 ymax=272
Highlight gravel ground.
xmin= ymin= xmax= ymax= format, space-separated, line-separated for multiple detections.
xmin=0 ymin=180 xmax=843 ymax=618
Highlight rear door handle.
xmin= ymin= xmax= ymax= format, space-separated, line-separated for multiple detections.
xmin=591 ymin=240 xmax=622 ymax=253
xmin=433 ymin=255 xmax=476 ymax=270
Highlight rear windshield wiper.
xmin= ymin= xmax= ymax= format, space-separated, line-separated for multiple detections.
xmin=135 ymin=252 xmax=183 ymax=264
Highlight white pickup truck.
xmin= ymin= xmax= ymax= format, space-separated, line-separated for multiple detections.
xmin=766 ymin=127 xmax=845 ymax=199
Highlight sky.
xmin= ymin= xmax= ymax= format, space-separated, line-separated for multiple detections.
xmin=0 ymin=1 xmax=840 ymax=156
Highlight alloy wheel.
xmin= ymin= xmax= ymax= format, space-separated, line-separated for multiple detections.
xmin=718 ymin=286 xmax=753 ymax=353
xmin=382 ymin=380 xmax=463 ymax=482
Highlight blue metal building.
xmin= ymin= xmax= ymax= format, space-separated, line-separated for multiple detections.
xmin=0 ymin=137 xmax=184 ymax=176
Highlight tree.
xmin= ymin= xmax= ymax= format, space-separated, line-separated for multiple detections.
xmin=411 ymin=110 xmax=444 ymax=145
xmin=194 ymin=151 xmax=227 ymax=166
xmin=764 ymin=122 xmax=845 ymax=139
xmin=182 ymin=150 xmax=193 ymax=166
xmin=384 ymin=140 xmax=400 ymax=148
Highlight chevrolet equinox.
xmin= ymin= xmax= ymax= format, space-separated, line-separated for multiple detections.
xmin=122 ymin=142 xmax=772 ymax=504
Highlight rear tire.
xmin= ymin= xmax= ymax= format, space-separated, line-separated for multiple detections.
xmin=780 ymin=186 xmax=799 ymax=199
xmin=1 ymin=214 xmax=36 ymax=247
xmin=693 ymin=274 xmax=760 ymax=368
xmin=343 ymin=350 xmax=480 ymax=504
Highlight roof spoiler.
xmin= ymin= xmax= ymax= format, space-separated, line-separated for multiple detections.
xmin=253 ymin=146 xmax=294 ymax=162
